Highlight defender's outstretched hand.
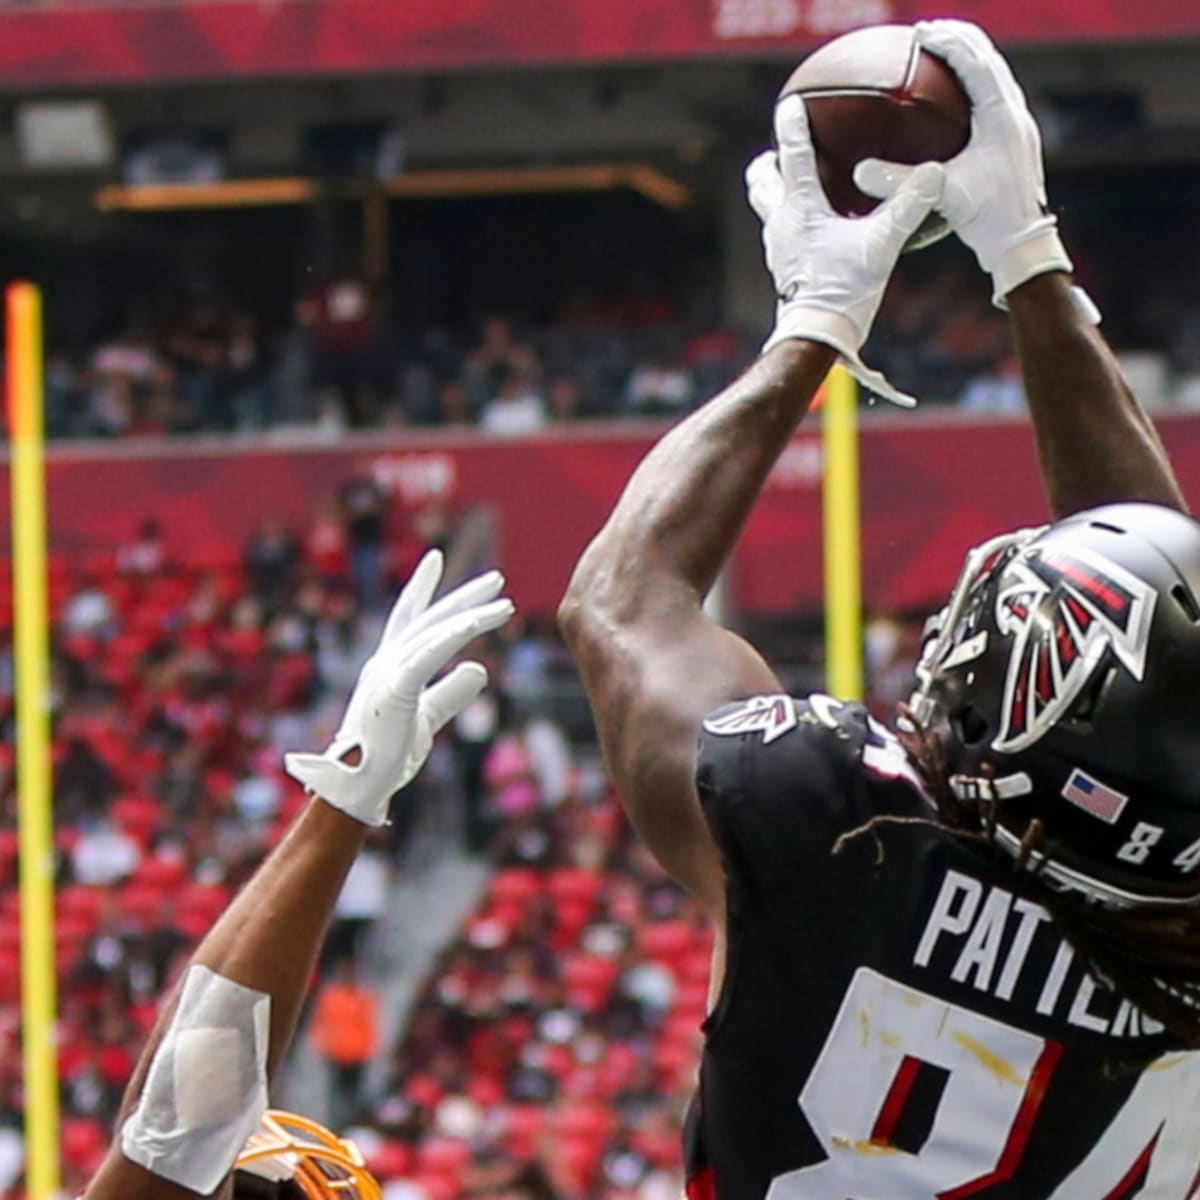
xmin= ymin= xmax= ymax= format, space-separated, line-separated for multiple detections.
xmin=856 ymin=19 xmax=1072 ymax=307
xmin=285 ymin=550 xmax=514 ymax=825
xmin=749 ymin=94 xmax=943 ymax=407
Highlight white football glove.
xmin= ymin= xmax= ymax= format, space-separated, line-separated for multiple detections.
xmin=750 ymin=94 xmax=944 ymax=408
xmin=855 ymin=19 xmax=1072 ymax=307
xmin=284 ymin=550 xmax=514 ymax=826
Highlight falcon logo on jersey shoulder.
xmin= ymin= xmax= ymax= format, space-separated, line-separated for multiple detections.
xmin=703 ymin=695 xmax=797 ymax=744
xmin=992 ymin=545 xmax=1156 ymax=753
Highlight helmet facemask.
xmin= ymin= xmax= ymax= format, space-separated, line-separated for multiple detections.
xmin=235 ymin=1111 xmax=382 ymax=1200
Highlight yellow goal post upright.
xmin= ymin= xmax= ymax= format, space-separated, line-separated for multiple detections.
xmin=7 ymin=281 xmax=61 ymax=1200
xmin=821 ymin=363 xmax=865 ymax=703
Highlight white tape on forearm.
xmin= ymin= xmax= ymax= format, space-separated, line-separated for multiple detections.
xmin=121 ymin=965 xmax=270 ymax=1195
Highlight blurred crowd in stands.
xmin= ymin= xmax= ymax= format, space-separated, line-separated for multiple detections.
xmin=0 ymin=499 xmax=378 ymax=1195
xmin=32 ymin=251 xmax=1200 ymax=441
xmin=349 ymin=812 xmax=708 ymax=1200
xmin=39 ymin=282 xmax=751 ymax=439
xmin=30 ymin=258 xmax=1111 ymax=440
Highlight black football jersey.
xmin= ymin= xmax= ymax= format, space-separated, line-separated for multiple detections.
xmin=685 ymin=693 xmax=1200 ymax=1200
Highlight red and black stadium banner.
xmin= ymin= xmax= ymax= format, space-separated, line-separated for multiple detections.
xmin=0 ymin=0 xmax=1195 ymax=88
xmin=5 ymin=411 xmax=1200 ymax=617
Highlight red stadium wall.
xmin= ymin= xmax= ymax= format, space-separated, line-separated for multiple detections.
xmin=4 ymin=412 xmax=1200 ymax=618
xmin=0 ymin=0 xmax=1196 ymax=87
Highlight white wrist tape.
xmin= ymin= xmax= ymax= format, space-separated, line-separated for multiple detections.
xmin=990 ymin=219 xmax=1073 ymax=308
xmin=121 ymin=965 xmax=270 ymax=1195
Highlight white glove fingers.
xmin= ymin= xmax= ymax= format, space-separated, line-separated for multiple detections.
xmin=746 ymin=151 xmax=785 ymax=222
xmin=853 ymin=158 xmax=913 ymax=201
xmin=915 ymin=19 xmax=1006 ymax=109
xmin=391 ymin=598 xmax=515 ymax=699
xmin=396 ymin=568 xmax=507 ymax=649
xmin=773 ymin=96 xmax=828 ymax=210
xmin=871 ymin=162 xmax=944 ymax=238
xmin=420 ymin=662 xmax=489 ymax=737
xmin=380 ymin=549 xmax=444 ymax=646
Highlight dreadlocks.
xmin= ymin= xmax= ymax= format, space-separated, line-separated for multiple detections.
xmin=837 ymin=704 xmax=1200 ymax=1048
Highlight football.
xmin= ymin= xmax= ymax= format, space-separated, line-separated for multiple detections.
xmin=779 ymin=23 xmax=971 ymax=249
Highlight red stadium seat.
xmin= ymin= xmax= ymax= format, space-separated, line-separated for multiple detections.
xmin=551 ymin=897 xmax=596 ymax=950
xmin=562 ymin=953 xmax=621 ymax=1011
xmin=553 ymin=1103 xmax=615 ymax=1142
xmin=176 ymin=907 xmax=215 ymax=942
xmin=546 ymin=867 xmax=602 ymax=906
xmin=61 ymin=1117 xmax=106 ymax=1172
xmin=366 ymin=1140 xmax=415 ymax=1180
xmin=112 ymin=794 xmax=163 ymax=847
xmin=132 ymin=854 xmax=190 ymax=891
xmin=489 ymin=868 xmax=542 ymax=907
xmin=501 ymin=1105 xmax=544 ymax=1156
xmin=118 ymin=882 xmax=170 ymax=931
xmin=177 ymin=882 xmax=233 ymax=923
xmin=413 ymin=1172 xmax=458 ymax=1200
xmin=57 ymin=885 xmax=107 ymax=931
xmin=638 ymin=919 xmax=696 ymax=971
xmin=0 ymin=949 xmax=19 ymax=1003
xmin=418 ymin=1138 xmax=473 ymax=1175
xmin=552 ymin=1133 xmax=604 ymax=1193
xmin=0 ymin=917 xmax=20 ymax=954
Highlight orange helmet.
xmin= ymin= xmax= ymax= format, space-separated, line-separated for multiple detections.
xmin=235 ymin=1110 xmax=383 ymax=1200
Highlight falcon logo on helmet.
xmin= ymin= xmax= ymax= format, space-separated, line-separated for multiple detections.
xmin=992 ymin=545 xmax=1157 ymax=753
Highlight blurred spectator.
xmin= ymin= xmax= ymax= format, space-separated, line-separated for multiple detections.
xmin=306 ymin=495 xmax=351 ymax=583
xmin=61 ymin=575 xmax=116 ymax=639
xmin=327 ymin=836 xmax=392 ymax=965
xmin=341 ymin=472 xmax=389 ymax=612
xmin=453 ymin=678 xmax=503 ymax=854
xmin=624 ymin=356 xmax=694 ymax=416
xmin=437 ymin=379 xmax=473 ymax=426
xmin=547 ymin=377 xmax=583 ymax=423
xmin=310 ymin=276 xmax=379 ymax=427
xmin=244 ymin=516 xmax=302 ymax=606
xmin=116 ymin=517 xmax=166 ymax=576
xmin=0 ymin=1126 xmax=21 ymax=1195
xmin=466 ymin=316 xmax=540 ymax=402
xmin=71 ymin=819 xmax=141 ymax=887
xmin=959 ymin=355 xmax=1027 ymax=413
xmin=87 ymin=327 xmax=161 ymax=436
xmin=480 ymin=369 xmax=547 ymax=436
xmin=311 ymin=959 xmax=381 ymax=1127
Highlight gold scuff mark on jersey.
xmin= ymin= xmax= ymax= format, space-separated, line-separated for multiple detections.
xmin=881 ymin=1031 xmax=901 ymax=1049
xmin=859 ymin=1008 xmax=870 ymax=1049
xmin=1146 ymin=1054 xmax=1186 ymax=1072
xmin=832 ymin=1136 xmax=900 ymax=1156
xmin=953 ymin=1031 xmax=1027 ymax=1088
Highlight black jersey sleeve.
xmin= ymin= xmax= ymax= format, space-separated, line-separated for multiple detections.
xmin=696 ymin=692 xmax=922 ymax=892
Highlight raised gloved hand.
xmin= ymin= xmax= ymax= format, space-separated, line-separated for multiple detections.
xmin=750 ymin=94 xmax=944 ymax=407
xmin=284 ymin=550 xmax=514 ymax=826
xmin=855 ymin=19 xmax=1072 ymax=307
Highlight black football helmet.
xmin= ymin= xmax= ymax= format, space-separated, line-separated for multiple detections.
xmin=908 ymin=502 xmax=1200 ymax=909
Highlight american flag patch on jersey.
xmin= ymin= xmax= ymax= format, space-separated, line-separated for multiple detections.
xmin=1061 ymin=769 xmax=1128 ymax=825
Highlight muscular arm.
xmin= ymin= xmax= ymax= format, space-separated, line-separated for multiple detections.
xmin=1008 ymin=272 xmax=1186 ymax=517
xmin=559 ymin=341 xmax=835 ymax=913
xmin=83 ymin=797 xmax=369 ymax=1200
